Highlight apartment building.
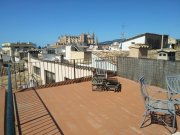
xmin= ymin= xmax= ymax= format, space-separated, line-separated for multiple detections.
xmin=2 ymin=42 xmax=36 ymax=57
xmin=57 ymin=33 xmax=95 ymax=46
xmin=41 ymin=44 xmax=90 ymax=61
xmin=121 ymin=33 xmax=168 ymax=50
xmin=176 ymin=39 xmax=180 ymax=49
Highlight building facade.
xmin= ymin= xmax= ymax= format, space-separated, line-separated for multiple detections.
xmin=128 ymin=44 xmax=149 ymax=58
xmin=2 ymin=42 xmax=36 ymax=57
xmin=176 ymin=39 xmax=180 ymax=50
xmin=157 ymin=49 xmax=177 ymax=61
xmin=57 ymin=33 xmax=95 ymax=46
xmin=41 ymin=44 xmax=89 ymax=61
xmin=28 ymin=56 xmax=93 ymax=85
xmin=121 ymin=33 xmax=168 ymax=50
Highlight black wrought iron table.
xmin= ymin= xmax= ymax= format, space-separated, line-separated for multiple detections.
xmin=105 ymin=78 xmax=121 ymax=92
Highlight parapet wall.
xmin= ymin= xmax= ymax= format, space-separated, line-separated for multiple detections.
xmin=117 ymin=57 xmax=180 ymax=88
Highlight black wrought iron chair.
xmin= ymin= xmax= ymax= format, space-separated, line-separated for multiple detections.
xmin=139 ymin=76 xmax=176 ymax=133
xmin=92 ymin=74 xmax=106 ymax=91
xmin=95 ymin=59 xmax=107 ymax=79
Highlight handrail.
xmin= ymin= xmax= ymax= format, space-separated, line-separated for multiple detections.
xmin=6 ymin=64 xmax=16 ymax=135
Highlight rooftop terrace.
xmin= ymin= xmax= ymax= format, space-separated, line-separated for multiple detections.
xmin=12 ymin=77 xmax=180 ymax=135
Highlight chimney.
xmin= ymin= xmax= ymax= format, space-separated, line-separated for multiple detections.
xmin=161 ymin=35 xmax=164 ymax=49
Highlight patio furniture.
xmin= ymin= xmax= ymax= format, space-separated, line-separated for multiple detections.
xmin=92 ymin=59 xmax=110 ymax=91
xmin=139 ymin=76 xmax=176 ymax=133
xmin=166 ymin=75 xmax=180 ymax=106
xmin=92 ymin=74 xmax=106 ymax=91
xmin=95 ymin=59 xmax=107 ymax=79
xmin=96 ymin=68 xmax=107 ymax=77
xmin=105 ymin=78 xmax=121 ymax=92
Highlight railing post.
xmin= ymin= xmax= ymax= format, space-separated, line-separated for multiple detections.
xmin=73 ymin=59 xmax=76 ymax=79
xmin=13 ymin=64 xmax=17 ymax=90
xmin=6 ymin=64 xmax=16 ymax=135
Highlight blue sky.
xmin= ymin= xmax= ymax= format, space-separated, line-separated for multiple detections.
xmin=0 ymin=0 xmax=180 ymax=46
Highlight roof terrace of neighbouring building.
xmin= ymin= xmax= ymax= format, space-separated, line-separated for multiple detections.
xmin=92 ymin=51 xmax=129 ymax=65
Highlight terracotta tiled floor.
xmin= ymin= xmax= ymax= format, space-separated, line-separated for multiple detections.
xmin=0 ymin=89 xmax=5 ymax=135
xmin=14 ymin=89 xmax=63 ymax=135
xmin=14 ymin=77 xmax=180 ymax=135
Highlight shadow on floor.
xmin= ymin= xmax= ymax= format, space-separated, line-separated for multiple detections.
xmin=141 ymin=112 xmax=177 ymax=134
xmin=14 ymin=88 xmax=64 ymax=135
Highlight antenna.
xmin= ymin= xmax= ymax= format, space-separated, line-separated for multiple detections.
xmin=96 ymin=36 xmax=99 ymax=45
xmin=120 ymin=24 xmax=125 ymax=49
xmin=121 ymin=24 xmax=125 ymax=39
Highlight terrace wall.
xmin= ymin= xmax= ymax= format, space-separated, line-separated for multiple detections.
xmin=91 ymin=54 xmax=117 ymax=71
xmin=117 ymin=57 xmax=180 ymax=88
xmin=30 ymin=58 xmax=93 ymax=85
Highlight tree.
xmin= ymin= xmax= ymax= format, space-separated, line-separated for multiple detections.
xmin=38 ymin=46 xmax=41 ymax=49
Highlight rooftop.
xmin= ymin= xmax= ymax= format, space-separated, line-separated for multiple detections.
xmin=129 ymin=44 xmax=149 ymax=49
xmin=13 ymin=77 xmax=180 ymax=135
xmin=122 ymin=33 xmax=168 ymax=43
xmin=92 ymin=51 xmax=129 ymax=65
xmin=92 ymin=51 xmax=129 ymax=58
xmin=157 ymin=48 xmax=177 ymax=53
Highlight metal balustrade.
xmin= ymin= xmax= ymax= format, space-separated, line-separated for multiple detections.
xmin=0 ymin=56 xmax=117 ymax=91
xmin=6 ymin=64 xmax=16 ymax=135
xmin=0 ymin=57 xmax=117 ymax=134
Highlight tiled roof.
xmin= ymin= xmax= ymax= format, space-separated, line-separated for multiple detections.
xmin=129 ymin=44 xmax=149 ymax=49
xmin=157 ymin=48 xmax=177 ymax=53
xmin=27 ymin=49 xmax=42 ymax=52
xmin=92 ymin=51 xmax=129 ymax=64
xmin=92 ymin=51 xmax=128 ymax=57
xmin=48 ymin=45 xmax=63 ymax=49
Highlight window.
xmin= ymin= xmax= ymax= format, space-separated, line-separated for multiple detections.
xmin=168 ymin=53 xmax=174 ymax=56
xmin=47 ymin=49 xmax=55 ymax=54
xmin=33 ymin=66 xmax=41 ymax=76
xmin=163 ymin=53 xmax=166 ymax=56
xmin=159 ymin=54 xmax=162 ymax=56
xmin=45 ymin=70 xmax=55 ymax=84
